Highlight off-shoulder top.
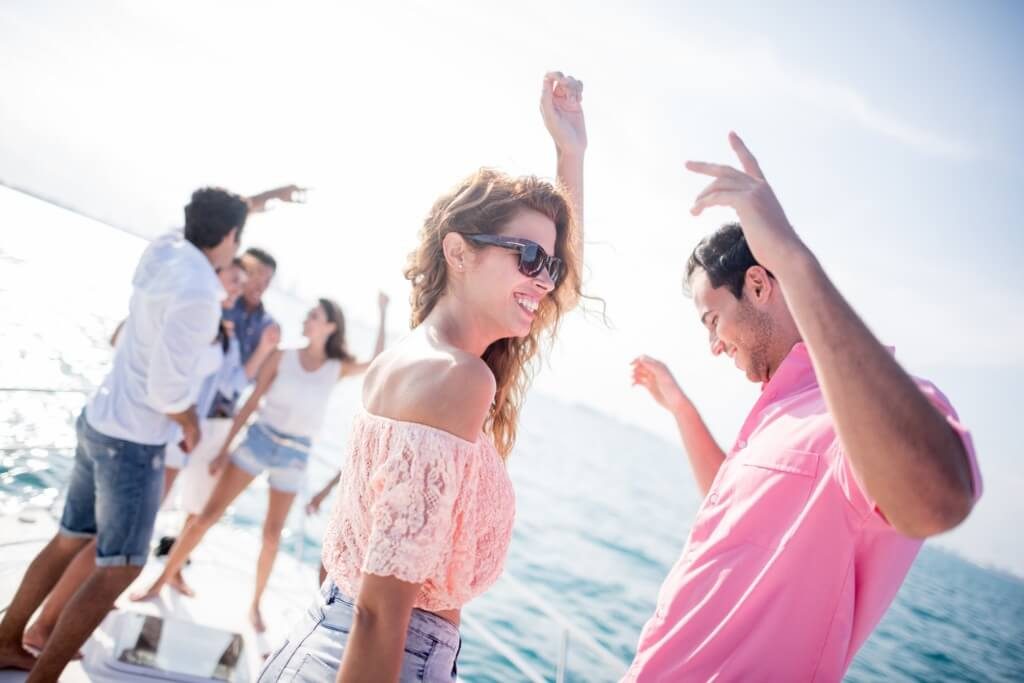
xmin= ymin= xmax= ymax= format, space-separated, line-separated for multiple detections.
xmin=322 ymin=410 xmax=516 ymax=612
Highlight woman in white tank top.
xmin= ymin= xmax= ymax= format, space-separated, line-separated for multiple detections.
xmin=132 ymin=293 xmax=390 ymax=633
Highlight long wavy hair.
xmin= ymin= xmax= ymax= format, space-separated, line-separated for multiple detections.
xmin=318 ymin=298 xmax=354 ymax=363
xmin=404 ymin=168 xmax=583 ymax=458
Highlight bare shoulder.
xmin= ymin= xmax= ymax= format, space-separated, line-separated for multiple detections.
xmin=363 ymin=336 xmax=495 ymax=442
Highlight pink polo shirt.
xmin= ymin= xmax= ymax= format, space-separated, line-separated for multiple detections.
xmin=625 ymin=343 xmax=981 ymax=682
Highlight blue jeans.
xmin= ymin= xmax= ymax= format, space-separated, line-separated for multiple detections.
xmin=231 ymin=422 xmax=311 ymax=493
xmin=58 ymin=410 xmax=166 ymax=567
xmin=258 ymin=581 xmax=461 ymax=682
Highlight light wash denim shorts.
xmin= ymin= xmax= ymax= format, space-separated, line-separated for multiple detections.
xmin=257 ymin=580 xmax=461 ymax=682
xmin=230 ymin=421 xmax=311 ymax=493
xmin=58 ymin=410 xmax=165 ymax=567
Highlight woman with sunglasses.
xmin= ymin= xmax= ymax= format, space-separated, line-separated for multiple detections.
xmin=257 ymin=71 xmax=587 ymax=682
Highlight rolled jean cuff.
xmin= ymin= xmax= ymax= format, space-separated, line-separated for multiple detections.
xmin=95 ymin=553 xmax=149 ymax=568
xmin=58 ymin=525 xmax=96 ymax=539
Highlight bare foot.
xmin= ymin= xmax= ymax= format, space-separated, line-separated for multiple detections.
xmin=168 ymin=571 xmax=195 ymax=598
xmin=130 ymin=582 xmax=165 ymax=602
xmin=22 ymin=624 xmax=83 ymax=661
xmin=21 ymin=621 xmax=49 ymax=654
xmin=0 ymin=642 xmax=36 ymax=671
xmin=249 ymin=604 xmax=266 ymax=634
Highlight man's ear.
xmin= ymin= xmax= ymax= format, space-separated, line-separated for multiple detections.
xmin=745 ymin=265 xmax=773 ymax=303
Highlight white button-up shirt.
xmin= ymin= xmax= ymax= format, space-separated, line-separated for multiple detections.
xmin=86 ymin=231 xmax=225 ymax=445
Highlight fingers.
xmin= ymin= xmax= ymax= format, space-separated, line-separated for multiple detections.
xmin=728 ymin=131 xmax=765 ymax=180
xmin=690 ymin=190 xmax=742 ymax=216
xmin=685 ymin=160 xmax=745 ymax=180
xmin=543 ymin=71 xmax=583 ymax=103
xmin=631 ymin=356 xmax=662 ymax=386
xmin=630 ymin=355 xmax=665 ymax=370
xmin=695 ymin=176 xmax=746 ymax=204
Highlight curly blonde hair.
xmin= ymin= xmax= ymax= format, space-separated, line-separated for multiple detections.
xmin=404 ymin=168 xmax=582 ymax=458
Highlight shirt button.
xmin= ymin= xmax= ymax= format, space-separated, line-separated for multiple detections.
xmin=708 ymin=493 xmax=719 ymax=504
xmin=736 ymin=439 xmax=748 ymax=449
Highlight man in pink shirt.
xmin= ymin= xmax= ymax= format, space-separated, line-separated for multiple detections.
xmin=627 ymin=133 xmax=982 ymax=681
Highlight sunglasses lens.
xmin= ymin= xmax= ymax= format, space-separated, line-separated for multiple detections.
xmin=520 ymin=245 xmax=544 ymax=276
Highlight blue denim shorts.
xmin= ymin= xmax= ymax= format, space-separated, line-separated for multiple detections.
xmin=58 ymin=410 xmax=166 ymax=567
xmin=230 ymin=422 xmax=311 ymax=493
xmin=257 ymin=580 xmax=461 ymax=682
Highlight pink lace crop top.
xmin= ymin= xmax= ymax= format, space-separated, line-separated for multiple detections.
xmin=322 ymin=410 xmax=516 ymax=612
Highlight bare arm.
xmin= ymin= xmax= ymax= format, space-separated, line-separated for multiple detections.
xmin=167 ymin=406 xmax=200 ymax=454
xmin=245 ymin=323 xmax=280 ymax=379
xmin=541 ymin=72 xmax=586 ymax=253
xmin=632 ymin=356 xmax=726 ymax=496
xmin=209 ymin=350 xmax=281 ymax=474
xmin=775 ymin=253 xmax=972 ymax=534
xmin=246 ymin=185 xmax=306 ymax=213
xmin=687 ymin=132 xmax=975 ymax=537
xmin=336 ymin=574 xmax=421 ymax=683
xmin=340 ymin=293 xmax=389 ymax=379
xmin=337 ymin=359 xmax=492 ymax=680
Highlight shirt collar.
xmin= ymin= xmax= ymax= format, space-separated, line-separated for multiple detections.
xmin=759 ymin=341 xmax=818 ymax=405
xmin=757 ymin=340 xmax=897 ymax=406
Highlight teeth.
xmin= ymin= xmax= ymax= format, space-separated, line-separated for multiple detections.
xmin=515 ymin=297 xmax=538 ymax=313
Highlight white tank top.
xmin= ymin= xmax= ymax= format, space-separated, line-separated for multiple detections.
xmin=259 ymin=349 xmax=341 ymax=438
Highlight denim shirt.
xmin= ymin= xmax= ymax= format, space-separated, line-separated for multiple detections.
xmin=207 ymin=298 xmax=274 ymax=418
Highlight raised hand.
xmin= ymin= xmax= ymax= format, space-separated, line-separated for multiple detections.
xmin=248 ymin=184 xmax=307 ymax=213
xmin=631 ymin=355 xmax=692 ymax=414
xmin=540 ymin=71 xmax=587 ymax=158
xmin=258 ymin=322 xmax=281 ymax=351
xmin=686 ymin=132 xmax=806 ymax=275
xmin=377 ymin=291 xmax=390 ymax=313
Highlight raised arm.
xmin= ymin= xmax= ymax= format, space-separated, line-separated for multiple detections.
xmin=244 ymin=323 xmax=280 ymax=379
xmin=687 ymin=132 xmax=976 ymax=537
xmin=340 ymin=292 xmax=390 ymax=379
xmin=246 ymin=184 xmax=307 ymax=213
xmin=632 ymin=356 xmax=726 ymax=496
xmin=540 ymin=72 xmax=586 ymax=247
xmin=209 ymin=349 xmax=282 ymax=475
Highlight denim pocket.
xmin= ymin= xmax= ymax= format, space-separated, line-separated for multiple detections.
xmin=290 ymin=652 xmax=337 ymax=682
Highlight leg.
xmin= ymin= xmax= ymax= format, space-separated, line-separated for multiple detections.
xmin=0 ymin=534 xmax=89 ymax=670
xmin=1 ymin=413 xmax=96 ymax=669
xmin=25 ymin=565 xmax=142 ymax=683
xmin=250 ymin=488 xmax=297 ymax=633
xmin=166 ymin=513 xmax=199 ymax=597
xmin=132 ymin=463 xmax=255 ymax=600
xmin=23 ymin=539 xmax=97 ymax=654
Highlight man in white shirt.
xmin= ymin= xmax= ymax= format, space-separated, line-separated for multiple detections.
xmin=0 ymin=187 xmax=248 ymax=680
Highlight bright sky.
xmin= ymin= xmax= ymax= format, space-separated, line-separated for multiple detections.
xmin=2 ymin=1 xmax=1022 ymax=574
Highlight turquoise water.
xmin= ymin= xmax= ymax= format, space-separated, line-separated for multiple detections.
xmin=2 ymin=190 xmax=1023 ymax=681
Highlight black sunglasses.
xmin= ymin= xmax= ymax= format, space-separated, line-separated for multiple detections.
xmin=460 ymin=233 xmax=564 ymax=284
